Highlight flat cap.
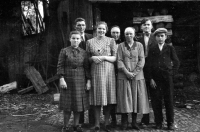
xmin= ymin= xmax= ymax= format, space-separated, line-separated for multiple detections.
xmin=154 ymin=28 xmax=168 ymax=36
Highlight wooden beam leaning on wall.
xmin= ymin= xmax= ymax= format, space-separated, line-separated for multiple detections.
xmin=18 ymin=71 xmax=59 ymax=94
xmin=18 ymin=66 xmax=49 ymax=94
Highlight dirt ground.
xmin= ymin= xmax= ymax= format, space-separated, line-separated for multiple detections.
xmin=1 ymin=92 xmax=200 ymax=132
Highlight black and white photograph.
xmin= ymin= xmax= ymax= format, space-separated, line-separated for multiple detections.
xmin=0 ymin=0 xmax=200 ymax=132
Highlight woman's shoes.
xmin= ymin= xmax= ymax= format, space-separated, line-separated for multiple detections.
xmin=132 ymin=123 xmax=140 ymax=130
xmin=104 ymin=125 xmax=112 ymax=132
xmin=121 ymin=125 xmax=128 ymax=130
xmin=121 ymin=123 xmax=128 ymax=130
xmin=94 ymin=126 xmax=100 ymax=132
xmin=73 ymin=125 xmax=83 ymax=132
xmin=62 ymin=127 xmax=66 ymax=132
xmin=62 ymin=127 xmax=70 ymax=132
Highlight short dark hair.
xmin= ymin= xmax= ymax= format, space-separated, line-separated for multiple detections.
xmin=141 ymin=18 xmax=153 ymax=25
xmin=69 ymin=31 xmax=81 ymax=39
xmin=74 ymin=17 xmax=86 ymax=25
xmin=95 ymin=21 xmax=108 ymax=32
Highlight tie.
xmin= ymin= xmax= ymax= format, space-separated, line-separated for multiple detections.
xmin=144 ymin=34 xmax=150 ymax=57
xmin=144 ymin=32 xmax=150 ymax=37
xmin=81 ymin=35 xmax=85 ymax=41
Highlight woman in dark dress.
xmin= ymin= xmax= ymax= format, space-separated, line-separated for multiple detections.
xmin=57 ymin=31 xmax=91 ymax=132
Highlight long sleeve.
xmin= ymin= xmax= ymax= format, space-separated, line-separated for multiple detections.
xmin=86 ymin=40 xmax=93 ymax=65
xmin=117 ymin=44 xmax=129 ymax=75
xmin=170 ymin=46 xmax=180 ymax=74
xmin=83 ymin=52 xmax=91 ymax=80
xmin=133 ymin=43 xmax=145 ymax=75
xmin=57 ymin=48 xmax=65 ymax=76
xmin=86 ymin=40 xmax=91 ymax=56
xmin=148 ymin=47 xmax=153 ymax=79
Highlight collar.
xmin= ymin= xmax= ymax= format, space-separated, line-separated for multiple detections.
xmin=81 ymin=32 xmax=85 ymax=37
xmin=124 ymin=41 xmax=136 ymax=50
xmin=158 ymin=43 xmax=165 ymax=46
xmin=143 ymin=32 xmax=151 ymax=37
xmin=70 ymin=46 xmax=81 ymax=52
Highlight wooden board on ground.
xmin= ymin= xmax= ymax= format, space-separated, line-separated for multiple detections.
xmin=0 ymin=81 xmax=17 ymax=93
xmin=133 ymin=15 xmax=173 ymax=24
xmin=24 ymin=66 xmax=49 ymax=94
xmin=18 ymin=86 xmax=34 ymax=94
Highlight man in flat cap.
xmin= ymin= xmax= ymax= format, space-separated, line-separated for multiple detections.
xmin=148 ymin=28 xmax=180 ymax=130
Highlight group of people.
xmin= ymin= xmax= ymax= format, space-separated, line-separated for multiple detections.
xmin=57 ymin=17 xmax=180 ymax=132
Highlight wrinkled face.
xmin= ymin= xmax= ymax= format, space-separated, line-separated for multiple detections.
xmin=155 ymin=33 xmax=167 ymax=44
xmin=124 ymin=28 xmax=135 ymax=42
xmin=96 ymin=24 xmax=107 ymax=37
xmin=75 ymin=21 xmax=86 ymax=33
xmin=141 ymin=20 xmax=153 ymax=33
xmin=70 ymin=34 xmax=81 ymax=48
xmin=111 ymin=27 xmax=120 ymax=40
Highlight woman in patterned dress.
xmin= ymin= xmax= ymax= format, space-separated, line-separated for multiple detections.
xmin=117 ymin=27 xmax=150 ymax=130
xmin=57 ymin=31 xmax=91 ymax=132
xmin=86 ymin=21 xmax=117 ymax=132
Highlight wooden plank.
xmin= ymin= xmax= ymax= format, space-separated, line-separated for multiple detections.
xmin=24 ymin=66 xmax=48 ymax=94
xmin=89 ymin=0 xmax=199 ymax=1
xmin=18 ymin=86 xmax=34 ymax=94
xmin=133 ymin=15 xmax=173 ymax=24
xmin=198 ymin=24 xmax=200 ymax=73
xmin=18 ymin=75 xmax=59 ymax=94
xmin=25 ymin=67 xmax=41 ymax=94
xmin=45 ymin=75 xmax=59 ymax=84
xmin=0 ymin=81 xmax=17 ymax=93
xmin=29 ymin=67 xmax=48 ymax=93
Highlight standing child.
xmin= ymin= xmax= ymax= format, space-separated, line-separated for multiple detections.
xmin=148 ymin=28 xmax=180 ymax=130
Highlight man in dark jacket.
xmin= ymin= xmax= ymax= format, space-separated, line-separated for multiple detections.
xmin=148 ymin=28 xmax=180 ymax=130
xmin=138 ymin=18 xmax=157 ymax=127
xmin=67 ymin=17 xmax=93 ymax=50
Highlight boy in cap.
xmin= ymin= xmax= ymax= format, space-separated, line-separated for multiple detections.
xmin=148 ymin=28 xmax=180 ymax=130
